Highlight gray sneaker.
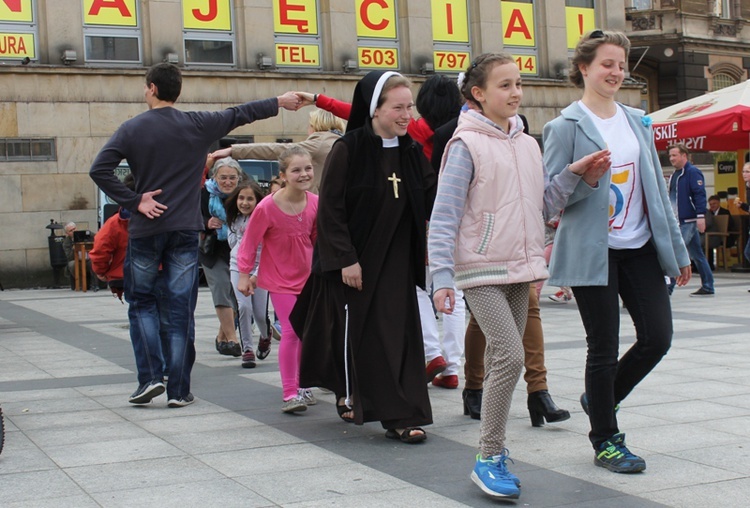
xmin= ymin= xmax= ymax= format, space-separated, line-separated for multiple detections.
xmin=281 ymin=396 xmax=307 ymax=413
xmin=690 ymin=288 xmax=715 ymax=297
xmin=298 ymin=388 xmax=317 ymax=406
xmin=129 ymin=379 xmax=165 ymax=404
xmin=167 ymin=393 xmax=195 ymax=408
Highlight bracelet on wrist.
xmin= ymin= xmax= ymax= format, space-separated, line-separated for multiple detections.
xmin=313 ymin=93 xmax=318 ymax=104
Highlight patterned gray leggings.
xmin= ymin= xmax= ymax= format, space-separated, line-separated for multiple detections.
xmin=463 ymin=283 xmax=528 ymax=458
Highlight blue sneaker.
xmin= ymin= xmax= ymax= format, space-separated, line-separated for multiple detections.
xmin=272 ymin=321 xmax=282 ymax=341
xmin=595 ymin=433 xmax=646 ymax=473
xmin=470 ymin=451 xmax=521 ymax=499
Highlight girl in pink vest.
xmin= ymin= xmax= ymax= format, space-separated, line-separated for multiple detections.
xmin=428 ymin=53 xmax=609 ymax=500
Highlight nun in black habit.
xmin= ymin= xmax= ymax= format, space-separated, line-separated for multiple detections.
xmin=291 ymin=70 xmax=437 ymax=442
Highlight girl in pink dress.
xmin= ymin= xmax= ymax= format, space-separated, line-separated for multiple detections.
xmin=237 ymin=145 xmax=318 ymax=413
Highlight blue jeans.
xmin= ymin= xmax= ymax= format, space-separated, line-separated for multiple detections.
xmin=125 ymin=230 xmax=199 ymax=400
xmin=154 ymin=274 xmax=171 ymax=378
xmin=680 ymin=222 xmax=714 ymax=292
xmin=573 ymin=243 xmax=673 ymax=449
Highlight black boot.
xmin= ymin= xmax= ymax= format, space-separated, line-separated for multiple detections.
xmin=462 ymin=388 xmax=482 ymax=420
xmin=527 ymin=389 xmax=570 ymax=427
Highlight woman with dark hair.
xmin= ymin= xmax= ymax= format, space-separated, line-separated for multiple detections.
xmin=225 ymin=179 xmax=272 ymax=368
xmin=293 ymin=71 xmax=437 ymax=443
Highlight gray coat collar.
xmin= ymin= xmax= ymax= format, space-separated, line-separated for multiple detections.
xmin=561 ymin=101 xmax=649 ymax=152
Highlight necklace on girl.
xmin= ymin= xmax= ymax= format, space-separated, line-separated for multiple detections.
xmin=287 ymin=196 xmax=305 ymax=222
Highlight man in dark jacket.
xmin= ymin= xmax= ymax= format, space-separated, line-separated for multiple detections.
xmin=668 ymin=143 xmax=715 ymax=296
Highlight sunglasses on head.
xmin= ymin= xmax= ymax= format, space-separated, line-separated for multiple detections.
xmin=590 ymin=29 xmax=605 ymax=39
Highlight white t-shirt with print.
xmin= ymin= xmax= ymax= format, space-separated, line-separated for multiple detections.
xmin=579 ymin=101 xmax=651 ymax=250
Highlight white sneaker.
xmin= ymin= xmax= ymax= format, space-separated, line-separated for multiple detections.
xmin=281 ymin=396 xmax=307 ymax=413
xmin=298 ymin=388 xmax=317 ymax=405
xmin=548 ymin=290 xmax=571 ymax=303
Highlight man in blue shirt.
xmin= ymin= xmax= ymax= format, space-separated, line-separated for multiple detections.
xmin=667 ymin=144 xmax=715 ymax=296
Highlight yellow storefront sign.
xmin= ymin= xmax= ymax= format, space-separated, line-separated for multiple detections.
xmin=182 ymin=0 xmax=231 ymax=31
xmin=273 ymin=0 xmax=318 ymax=35
xmin=513 ymin=54 xmax=537 ymax=75
xmin=83 ymin=0 xmax=137 ymax=27
xmin=276 ymin=43 xmax=319 ymax=66
xmin=356 ymin=0 xmax=396 ymax=39
xmin=431 ymin=0 xmax=468 ymax=43
xmin=0 ymin=0 xmax=33 ymax=23
xmin=0 ymin=32 xmax=35 ymax=58
xmin=433 ymin=50 xmax=469 ymax=72
xmin=566 ymin=7 xmax=595 ymax=49
xmin=502 ymin=1 xmax=535 ymax=47
xmin=358 ymin=46 xmax=398 ymax=69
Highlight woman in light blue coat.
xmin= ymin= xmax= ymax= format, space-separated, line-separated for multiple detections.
xmin=543 ymin=30 xmax=690 ymax=475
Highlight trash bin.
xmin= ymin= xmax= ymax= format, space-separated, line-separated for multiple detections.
xmin=47 ymin=220 xmax=66 ymax=267
xmin=46 ymin=219 xmax=68 ymax=286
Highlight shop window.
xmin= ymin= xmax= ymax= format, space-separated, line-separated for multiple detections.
xmin=82 ymin=0 xmax=141 ymax=64
xmin=85 ymin=33 xmax=140 ymax=62
xmin=184 ymin=37 xmax=234 ymax=65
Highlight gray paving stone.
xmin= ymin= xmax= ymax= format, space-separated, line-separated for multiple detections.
xmin=88 ymin=479 xmax=274 ymax=508
xmin=136 ymin=409 xmax=260 ymax=435
xmin=236 ymin=463 xmax=411 ymax=505
xmin=0 ymin=431 xmax=58 ymax=474
xmin=9 ymin=408 xmax=126 ymax=431
xmin=646 ymin=477 xmax=750 ymax=508
xmin=282 ymin=486 xmax=469 ymax=508
xmin=677 ymin=440 xmax=750 ymax=475
xmin=64 ymin=456 xmax=226 ymax=493
xmin=160 ymin=424 xmax=304 ymax=455
xmin=0 ymin=387 xmax=81 ymax=404
xmin=2 ymin=396 xmax=105 ymax=416
xmin=5 ymin=495 xmax=101 ymax=508
xmin=196 ymin=442 xmax=351 ymax=477
xmin=627 ymin=399 xmax=750 ymax=424
xmin=0 ymin=470 xmax=87 ymax=503
xmin=23 ymin=421 xmax=154 ymax=448
xmin=43 ymin=436 xmax=185 ymax=468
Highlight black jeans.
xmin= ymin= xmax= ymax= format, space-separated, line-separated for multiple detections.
xmin=572 ymin=242 xmax=672 ymax=450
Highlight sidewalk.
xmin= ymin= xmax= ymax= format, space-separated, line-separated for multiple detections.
xmin=1 ymin=273 xmax=749 ymax=507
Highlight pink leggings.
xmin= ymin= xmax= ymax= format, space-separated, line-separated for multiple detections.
xmin=270 ymin=293 xmax=302 ymax=401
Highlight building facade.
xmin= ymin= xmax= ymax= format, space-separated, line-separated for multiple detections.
xmin=1 ymin=0 xmax=640 ymax=287
xmin=624 ymin=0 xmax=750 ymax=199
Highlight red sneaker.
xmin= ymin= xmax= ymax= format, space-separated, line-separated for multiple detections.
xmin=425 ymin=356 xmax=447 ymax=382
xmin=432 ymin=374 xmax=459 ymax=389
xmin=241 ymin=349 xmax=256 ymax=369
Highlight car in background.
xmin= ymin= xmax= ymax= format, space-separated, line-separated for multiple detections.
xmin=238 ymin=159 xmax=279 ymax=192
xmin=97 ymin=160 xmax=279 ymax=227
